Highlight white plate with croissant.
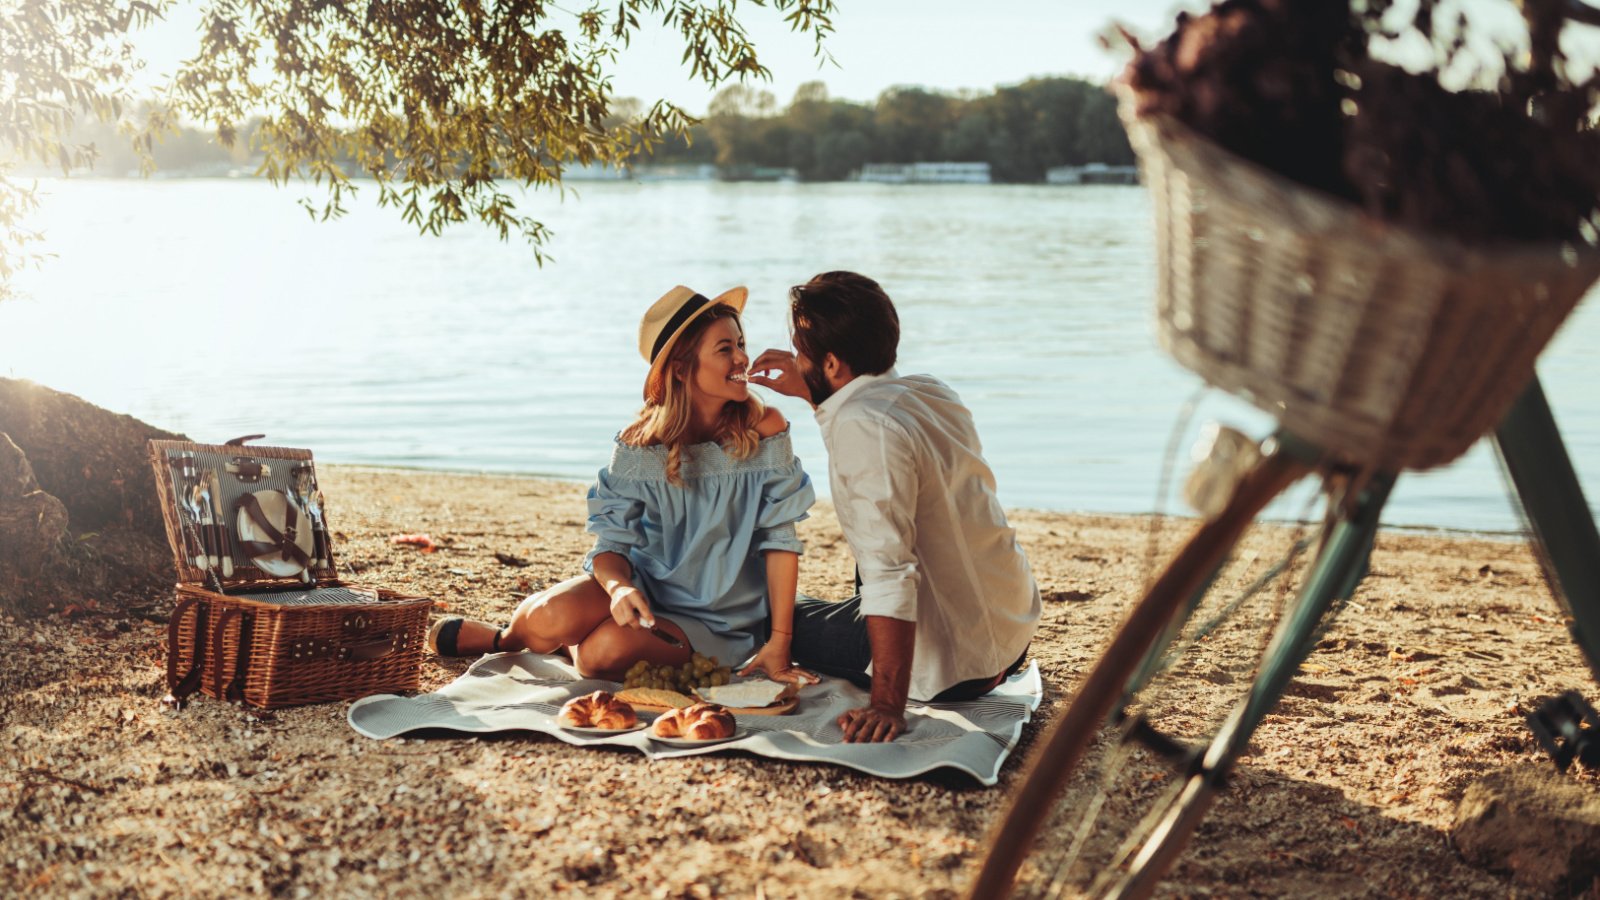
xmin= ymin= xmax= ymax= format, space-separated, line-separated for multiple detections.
xmin=650 ymin=728 xmax=748 ymax=747
xmin=557 ymin=690 xmax=642 ymax=733
xmin=561 ymin=722 xmax=648 ymax=735
xmin=647 ymin=702 xmax=743 ymax=745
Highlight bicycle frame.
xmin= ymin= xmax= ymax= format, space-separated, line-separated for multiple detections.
xmin=1105 ymin=471 xmax=1394 ymax=899
xmin=1495 ymin=378 xmax=1600 ymax=677
xmin=970 ymin=375 xmax=1600 ymax=899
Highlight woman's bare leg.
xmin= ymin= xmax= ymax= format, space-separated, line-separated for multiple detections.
xmin=509 ymin=576 xmax=694 ymax=677
xmin=570 ymin=619 xmax=692 ymax=681
xmin=444 ymin=576 xmax=693 ymax=677
xmin=443 ymin=575 xmax=611 ymax=655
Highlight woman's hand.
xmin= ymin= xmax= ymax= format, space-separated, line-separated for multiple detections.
xmin=608 ymin=585 xmax=654 ymax=629
xmin=748 ymin=349 xmax=811 ymax=402
xmin=739 ymin=639 xmax=820 ymax=685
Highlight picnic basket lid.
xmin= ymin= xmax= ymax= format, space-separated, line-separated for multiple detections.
xmin=148 ymin=438 xmax=341 ymax=590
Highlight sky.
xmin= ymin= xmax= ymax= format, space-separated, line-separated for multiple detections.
xmin=123 ymin=1 xmax=1597 ymax=117
xmin=597 ymin=0 xmax=1202 ymax=112
xmin=129 ymin=1 xmax=1204 ymax=116
xmin=598 ymin=0 xmax=1595 ymax=108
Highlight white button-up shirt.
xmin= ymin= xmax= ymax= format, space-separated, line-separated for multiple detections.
xmin=815 ymin=368 xmax=1041 ymax=701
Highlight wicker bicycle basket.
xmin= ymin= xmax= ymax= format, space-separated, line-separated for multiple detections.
xmin=1120 ymin=94 xmax=1600 ymax=472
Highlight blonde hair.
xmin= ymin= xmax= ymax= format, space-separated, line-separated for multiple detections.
xmin=620 ymin=304 xmax=765 ymax=485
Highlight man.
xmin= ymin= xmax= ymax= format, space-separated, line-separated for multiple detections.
xmin=749 ymin=271 xmax=1041 ymax=743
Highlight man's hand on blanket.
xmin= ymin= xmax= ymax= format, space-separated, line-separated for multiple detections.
xmin=739 ymin=641 xmax=820 ymax=685
xmin=838 ymin=704 xmax=906 ymax=743
xmin=839 ymin=615 xmax=913 ymax=742
xmin=609 ymin=586 xmax=655 ymax=629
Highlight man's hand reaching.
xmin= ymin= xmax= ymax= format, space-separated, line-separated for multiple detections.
xmin=748 ymin=349 xmax=811 ymax=402
xmin=838 ymin=704 xmax=907 ymax=743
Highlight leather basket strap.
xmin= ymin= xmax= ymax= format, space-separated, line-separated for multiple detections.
xmin=210 ymin=608 xmax=254 ymax=704
xmin=230 ymin=612 xmax=254 ymax=703
xmin=233 ymin=492 xmax=310 ymax=567
xmin=165 ymin=597 xmax=208 ymax=702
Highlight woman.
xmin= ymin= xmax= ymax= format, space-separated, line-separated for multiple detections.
xmin=429 ymin=285 xmax=819 ymax=685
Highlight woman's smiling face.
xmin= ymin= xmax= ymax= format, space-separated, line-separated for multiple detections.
xmin=688 ymin=314 xmax=751 ymax=405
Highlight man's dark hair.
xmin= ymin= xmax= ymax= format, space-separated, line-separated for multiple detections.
xmin=788 ymin=271 xmax=899 ymax=377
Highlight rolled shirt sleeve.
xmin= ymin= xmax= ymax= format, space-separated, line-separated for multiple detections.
xmin=582 ymin=468 xmax=645 ymax=572
xmin=831 ymin=416 xmax=921 ymax=622
xmin=753 ymin=455 xmax=815 ymax=555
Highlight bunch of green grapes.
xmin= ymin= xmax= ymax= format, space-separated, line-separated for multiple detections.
xmin=623 ymin=653 xmax=733 ymax=691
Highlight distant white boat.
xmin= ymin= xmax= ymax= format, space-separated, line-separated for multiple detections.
xmin=1046 ymin=163 xmax=1140 ymax=185
xmin=716 ymin=165 xmax=799 ymax=183
xmin=561 ymin=162 xmax=631 ymax=181
xmin=565 ymin=162 xmax=722 ymax=182
xmin=857 ymin=161 xmax=991 ymax=184
xmin=633 ymin=164 xmax=717 ymax=182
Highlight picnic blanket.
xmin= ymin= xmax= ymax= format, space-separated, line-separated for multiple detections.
xmin=347 ymin=651 xmax=1044 ymax=786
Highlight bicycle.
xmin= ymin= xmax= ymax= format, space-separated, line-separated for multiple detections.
xmin=971 ymin=379 xmax=1600 ymax=898
xmin=967 ymin=3 xmax=1600 ymax=895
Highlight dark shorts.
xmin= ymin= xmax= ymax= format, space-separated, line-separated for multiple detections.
xmin=788 ymin=594 xmax=1027 ymax=702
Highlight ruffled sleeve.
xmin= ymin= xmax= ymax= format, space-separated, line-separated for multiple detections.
xmin=583 ymin=467 xmax=646 ymax=572
xmin=753 ymin=452 xmax=815 ymax=555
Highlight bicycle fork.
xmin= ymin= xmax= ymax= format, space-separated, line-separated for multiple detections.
xmin=1494 ymin=377 xmax=1600 ymax=683
xmin=1107 ymin=472 xmax=1395 ymax=900
xmin=968 ymin=443 xmax=1315 ymax=899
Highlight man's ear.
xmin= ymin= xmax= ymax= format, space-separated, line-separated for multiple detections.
xmin=823 ymin=353 xmax=852 ymax=387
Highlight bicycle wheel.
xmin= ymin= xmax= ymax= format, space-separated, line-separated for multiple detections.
xmin=966 ymin=441 xmax=1314 ymax=899
xmin=971 ymin=450 xmax=1395 ymax=899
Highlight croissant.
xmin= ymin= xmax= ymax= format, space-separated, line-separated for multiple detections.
xmin=559 ymin=690 xmax=638 ymax=730
xmin=650 ymin=702 xmax=736 ymax=739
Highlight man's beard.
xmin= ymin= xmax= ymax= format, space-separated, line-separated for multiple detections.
xmin=802 ymin=360 xmax=834 ymax=406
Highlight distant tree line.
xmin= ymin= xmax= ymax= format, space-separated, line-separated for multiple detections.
xmin=45 ymin=116 xmax=261 ymax=177
xmin=646 ymin=77 xmax=1135 ymax=181
xmin=38 ymin=76 xmax=1132 ymax=184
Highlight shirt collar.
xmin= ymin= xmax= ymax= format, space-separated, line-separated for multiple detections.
xmin=815 ymin=367 xmax=899 ymax=429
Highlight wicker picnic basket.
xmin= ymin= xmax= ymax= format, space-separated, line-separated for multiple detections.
xmin=1120 ymin=95 xmax=1600 ymax=472
xmin=149 ymin=438 xmax=430 ymax=709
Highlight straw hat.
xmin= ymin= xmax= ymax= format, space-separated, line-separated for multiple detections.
xmin=638 ymin=285 xmax=748 ymax=400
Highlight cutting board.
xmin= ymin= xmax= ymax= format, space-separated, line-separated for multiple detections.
xmin=619 ymin=682 xmax=803 ymax=716
xmin=630 ymin=695 xmax=800 ymax=716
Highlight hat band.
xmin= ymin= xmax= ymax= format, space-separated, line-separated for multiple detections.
xmin=650 ymin=292 xmax=712 ymax=363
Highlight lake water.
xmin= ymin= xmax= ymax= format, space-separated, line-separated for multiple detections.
xmin=3 ymin=178 xmax=1598 ymax=533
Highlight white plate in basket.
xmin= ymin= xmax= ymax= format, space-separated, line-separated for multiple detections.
xmin=235 ymin=490 xmax=314 ymax=577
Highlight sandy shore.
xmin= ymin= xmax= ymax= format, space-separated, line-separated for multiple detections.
xmin=2 ymin=464 xmax=1593 ymax=897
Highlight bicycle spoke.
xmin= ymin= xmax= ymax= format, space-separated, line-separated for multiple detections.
xmin=1108 ymin=772 xmax=1225 ymax=900
xmin=970 ymin=445 xmax=1315 ymax=899
xmin=1032 ymin=525 xmax=1315 ymax=899
xmin=985 ymin=458 xmax=1399 ymax=900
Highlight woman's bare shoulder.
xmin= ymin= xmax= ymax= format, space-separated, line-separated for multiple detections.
xmin=755 ymin=405 xmax=788 ymax=438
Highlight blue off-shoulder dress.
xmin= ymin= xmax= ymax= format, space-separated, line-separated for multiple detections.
xmin=583 ymin=428 xmax=816 ymax=666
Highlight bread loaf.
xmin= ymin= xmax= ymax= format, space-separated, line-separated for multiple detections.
xmin=650 ymin=702 xmax=736 ymax=739
xmin=558 ymin=690 xmax=638 ymax=729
